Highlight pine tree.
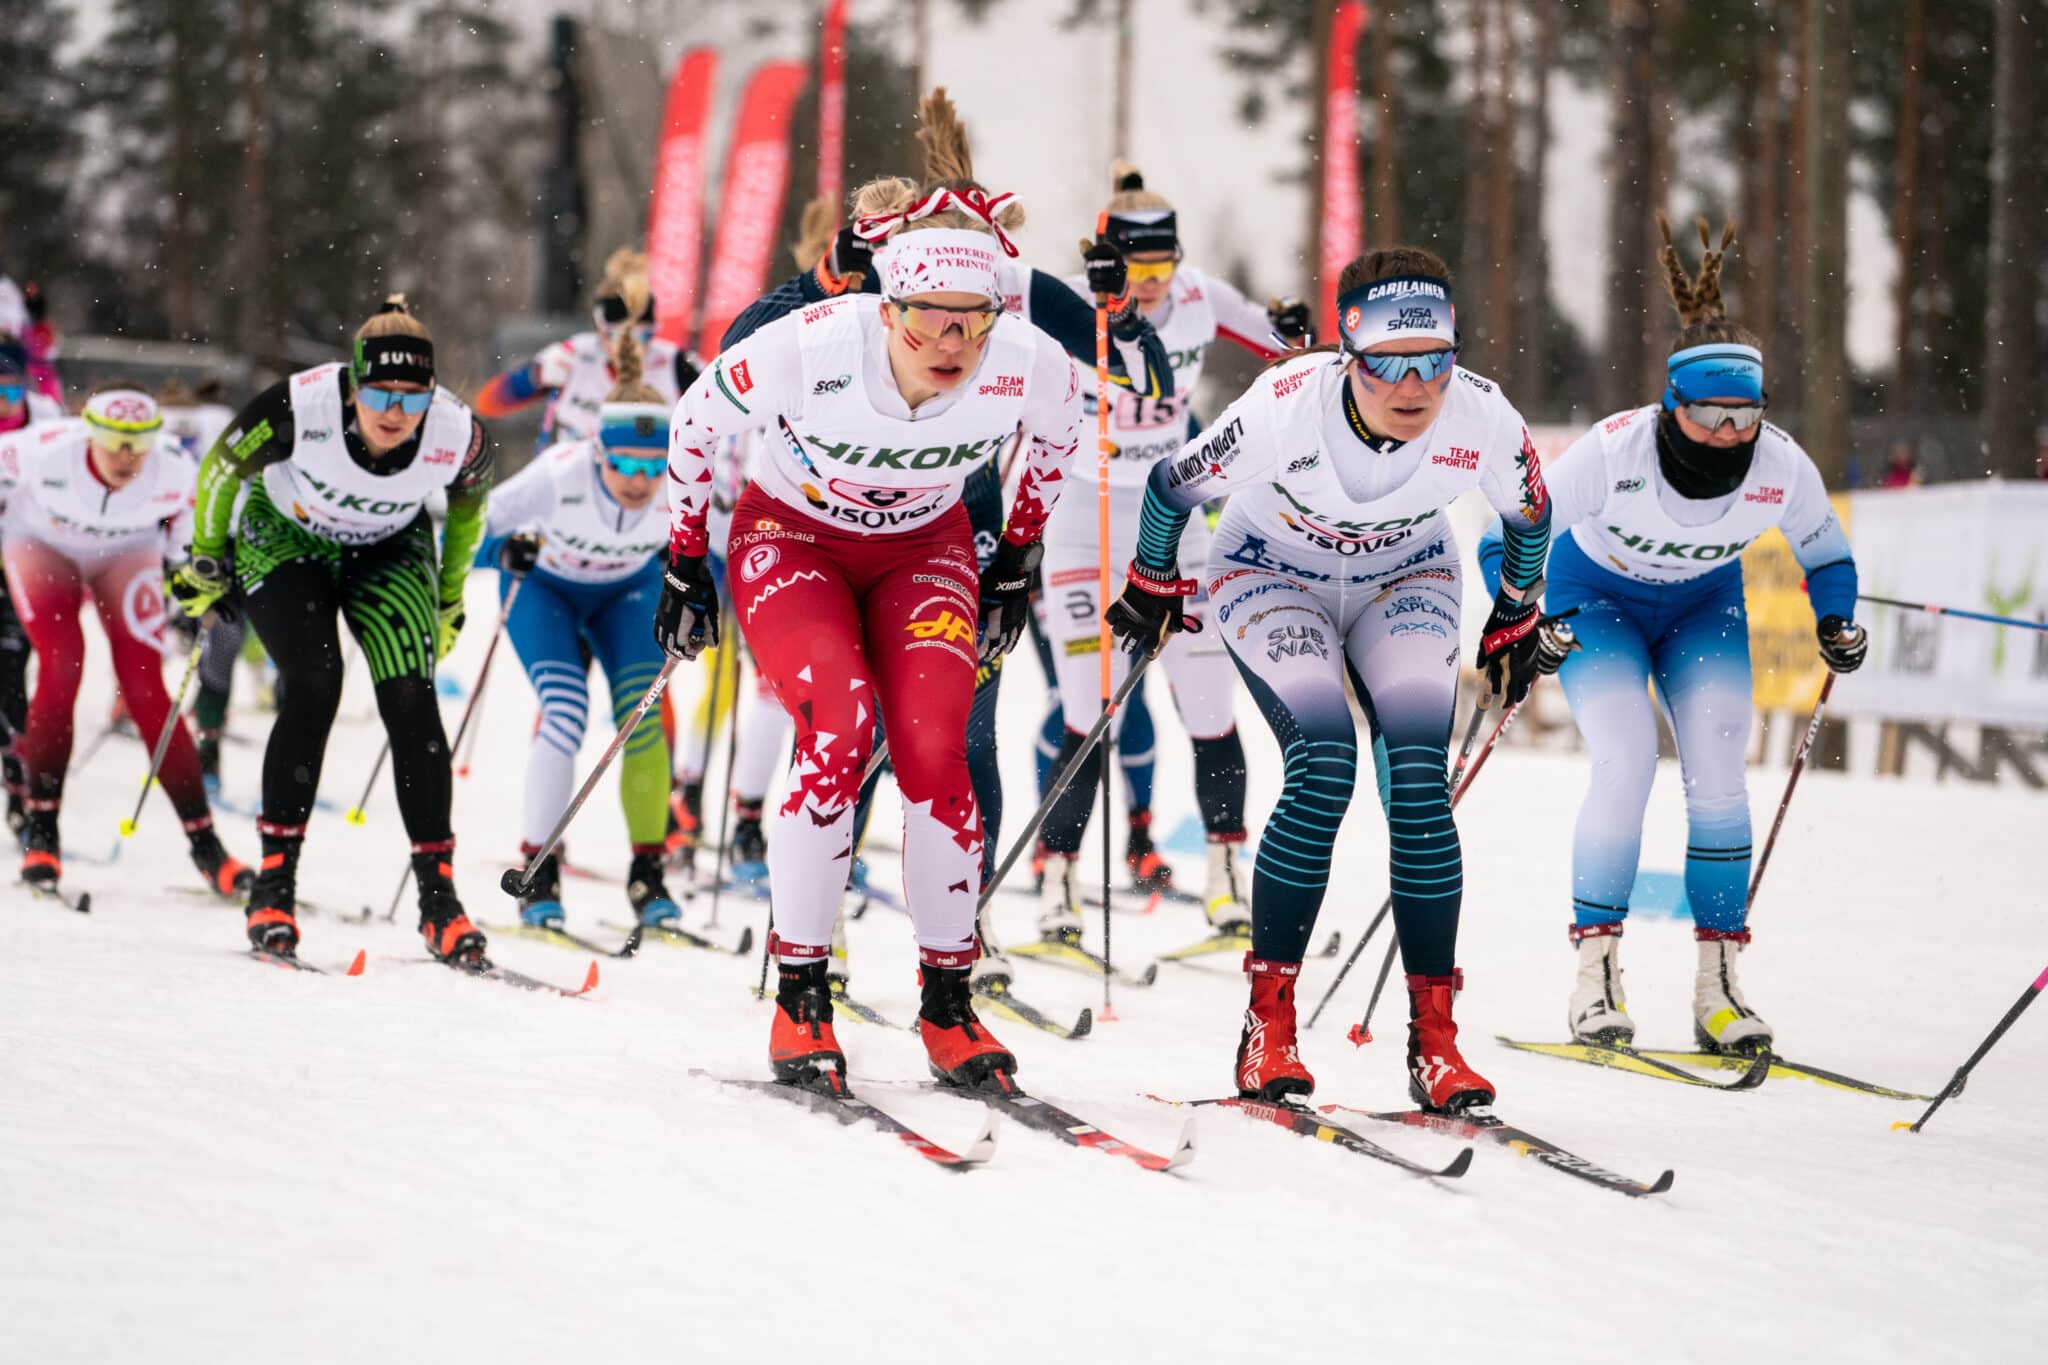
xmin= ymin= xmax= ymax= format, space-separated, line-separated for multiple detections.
xmin=0 ymin=3 xmax=90 ymax=302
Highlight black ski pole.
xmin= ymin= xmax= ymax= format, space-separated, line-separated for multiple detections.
xmin=1746 ymin=672 xmax=1834 ymax=913
xmin=1893 ymin=962 xmax=2048 ymax=1133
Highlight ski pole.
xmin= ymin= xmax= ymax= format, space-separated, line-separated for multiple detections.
xmin=116 ymin=636 xmax=206 ymax=840
xmin=978 ymin=653 xmax=1152 ymax=914
xmin=501 ymin=657 xmax=680 ymax=897
xmin=1746 ymin=672 xmax=1834 ymax=912
xmin=375 ymin=576 xmax=528 ymax=922
xmin=1858 ymin=594 xmax=2048 ymax=633
xmin=455 ymin=667 xmax=490 ymax=777
xmin=1342 ymin=696 xmax=1528 ymax=1045
xmin=1892 ymin=961 xmax=2048 ymax=1133
xmin=702 ymin=613 xmax=740 ymax=928
xmin=751 ymin=740 xmax=892 ymax=1000
xmin=345 ymin=744 xmax=389 ymax=827
xmin=1091 ymin=208 xmax=1118 ymax=1023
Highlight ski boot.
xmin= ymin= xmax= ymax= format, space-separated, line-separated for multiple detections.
xmin=187 ymin=821 xmax=253 ymax=899
xmin=1125 ymin=807 xmax=1174 ymax=892
xmin=729 ymin=801 xmax=767 ymax=882
xmin=969 ymin=943 xmax=1014 ymax=988
xmin=1236 ymin=956 xmax=1315 ymax=1101
xmin=1693 ymin=928 xmax=1773 ymax=1055
xmin=1406 ymin=971 xmax=1495 ymax=1113
xmin=1567 ymin=922 xmax=1633 ymax=1044
xmin=19 ymin=805 xmax=60 ymax=887
xmin=1037 ymin=852 xmax=1083 ymax=943
xmin=664 ymin=778 xmax=701 ymax=870
xmin=6 ymin=754 xmax=27 ymax=840
xmin=918 ymin=951 xmax=1016 ymax=1088
xmin=770 ymin=956 xmax=845 ymax=1085
xmin=196 ymin=727 xmax=222 ymax=795
xmin=1204 ymin=839 xmax=1251 ymax=936
xmin=245 ymin=827 xmax=302 ymax=955
xmin=515 ymin=844 xmax=565 ymax=927
xmin=415 ymin=846 xmax=487 ymax=966
xmin=626 ymin=845 xmax=682 ymax=926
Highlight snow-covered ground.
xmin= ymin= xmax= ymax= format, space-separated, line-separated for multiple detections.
xmin=5 ymin=572 xmax=2044 ymax=1364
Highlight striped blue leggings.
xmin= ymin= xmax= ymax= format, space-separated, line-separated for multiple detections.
xmin=1216 ymin=564 xmax=1462 ymax=973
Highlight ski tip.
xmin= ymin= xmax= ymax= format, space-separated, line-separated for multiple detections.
xmin=1346 ymin=1023 xmax=1373 ymax=1047
xmin=617 ymin=925 xmax=644 ymax=959
xmin=345 ymin=808 xmax=368 ymax=827
xmin=1137 ymin=963 xmax=1159 ymax=987
xmin=963 ymin=1111 xmax=1000 ymax=1163
xmin=1070 ymin=1007 xmax=1095 ymax=1039
xmin=578 ymin=960 xmax=601 ymax=994
xmin=1440 ymin=1146 xmax=1476 ymax=1179
xmin=1319 ymin=931 xmax=1342 ymax=958
xmin=734 ymin=925 xmax=756 ymax=956
xmin=1733 ymin=1049 xmax=1774 ymax=1090
xmin=1167 ymin=1116 xmax=1199 ymax=1170
xmin=1647 ymin=1168 xmax=1677 ymax=1192
xmin=345 ymin=949 xmax=367 ymax=977
xmin=1143 ymin=892 xmax=1162 ymax=916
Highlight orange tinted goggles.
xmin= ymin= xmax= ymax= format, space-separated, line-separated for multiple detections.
xmin=890 ymin=298 xmax=1003 ymax=341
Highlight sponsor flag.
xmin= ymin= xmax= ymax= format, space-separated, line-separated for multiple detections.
xmin=1319 ymin=1 xmax=1368 ymax=340
xmin=647 ymin=48 xmax=719 ymax=347
xmin=696 ymin=61 xmax=809 ymax=357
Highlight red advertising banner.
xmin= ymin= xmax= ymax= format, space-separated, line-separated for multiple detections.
xmin=647 ymin=48 xmax=719 ymax=347
xmin=696 ymin=60 xmax=809 ymax=357
xmin=1319 ymin=1 xmax=1368 ymax=340
xmin=818 ymin=0 xmax=849 ymax=220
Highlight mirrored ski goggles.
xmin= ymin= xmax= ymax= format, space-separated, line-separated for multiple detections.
xmin=89 ymin=428 xmax=156 ymax=456
xmin=1675 ymin=397 xmax=1767 ymax=432
xmin=602 ymin=450 xmax=667 ymax=479
xmin=1124 ymin=255 xmax=1180 ymax=285
xmin=889 ymin=297 xmax=1003 ymax=341
xmin=358 ymin=385 xmax=433 ymax=415
xmin=1354 ymin=348 xmax=1458 ymax=385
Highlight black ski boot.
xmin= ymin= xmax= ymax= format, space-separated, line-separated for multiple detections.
xmin=730 ymin=800 xmax=767 ymax=879
xmin=20 ymin=806 xmax=60 ymax=887
xmin=515 ymin=844 xmax=566 ymax=928
xmin=414 ymin=848 xmax=487 ymax=966
xmin=246 ymin=829 xmax=302 ymax=955
xmin=188 ymin=822 xmax=253 ymax=900
xmin=196 ymin=728 xmax=222 ymax=790
xmin=626 ymin=846 xmax=682 ymax=926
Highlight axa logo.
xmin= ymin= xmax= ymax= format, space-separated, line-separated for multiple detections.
xmin=1745 ymin=485 xmax=1785 ymax=504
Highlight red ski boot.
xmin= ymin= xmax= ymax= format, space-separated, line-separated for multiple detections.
xmin=1406 ymin=971 xmax=1495 ymax=1112
xmin=1236 ymin=956 xmax=1315 ymax=1101
xmin=769 ymin=957 xmax=845 ymax=1084
xmin=918 ymin=950 xmax=1016 ymax=1088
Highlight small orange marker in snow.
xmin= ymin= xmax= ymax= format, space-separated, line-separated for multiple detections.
xmin=346 ymin=950 xmax=367 ymax=977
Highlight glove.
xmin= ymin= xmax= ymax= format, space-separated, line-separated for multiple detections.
xmin=498 ymin=533 xmax=541 ymax=576
xmin=167 ymin=554 xmax=237 ymax=624
xmin=22 ymin=282 xmax=45 ymax=323
xmin=1078 ymin=235 xmax=1148 ymax=338
xmin=654 ymin=547 xmax=720 ymax=660
xmin=825 ymin=224 xmax=873 ymax=289
xmin=1533 ymin=617 xmax=1581 ymax=676
xmin=1267 ymin=295 xmax=1313 ymax=346
xmin=976 ymin=538 xmax=1042 ymax=663
xmin=1474 ymin=585 xmax=1542 ymax=706
xmin=1816 ymin=615 xmax=1867 ymax=673
xmin=436 ymin=599 xmax=466 ymax=659
xmin=1104 ymin=561 xmax=1202 ymax=658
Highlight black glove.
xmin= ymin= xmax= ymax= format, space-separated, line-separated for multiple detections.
xmin=1267 ymin=295 xmax=1313 ymax=346
xmin=1816 ymin=615 xmax=1867 ymax=673
xmin=653 ymin=548 xmax=720 ymax=660
xmin=1475 ymin=585 xmax=1542 ymax=706
xmin=1533 ymin=617 xmax=1580 ymax=676
xmin=498 ymin=533 xmax=541 ymax=576
xmin=22 ymin=282 xmax=45 ymax=323
xmin=1104 ymin=561 xmax=1202 ymax=658
xmin=675 ymin=351 xmax=704 ymax=392
xmin=1080 ymin=235 xmax=1127 ymax=300
xmin=826 ymin=224 xmax=874 ymax=286
xmin=977 ymin=538 xmax=1041 ymax=663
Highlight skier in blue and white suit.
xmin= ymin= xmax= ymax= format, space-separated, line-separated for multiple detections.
xmin=1108 ymin=246 xmax=1554 ymax=1115
xmin=1478 ymin=216 xmax=1866 ymax=1055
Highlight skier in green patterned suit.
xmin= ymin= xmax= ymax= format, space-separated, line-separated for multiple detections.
xmin=168 ymin=296 xmax=496 ymax=965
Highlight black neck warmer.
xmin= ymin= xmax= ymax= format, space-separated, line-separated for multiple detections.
xmin=1656 ymin=409 xmax=1757 ymax=499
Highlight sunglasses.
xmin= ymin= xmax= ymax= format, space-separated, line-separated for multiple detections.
xmin=889 ymin=297 xmax=1002 ymax=341
xmin=1675 ymin=398 xmax=1766 ymax=432
xmin=358 ymin=386 xmax=433 ymax=415
xmin=1355 ymin=348 xmax=1458 ymax=385
xmin=1125 ymin=258 xmax=1178 ymax=285
xmin=0 ymin=383 xmax=24 ymax=402
xmin=91 ymin=432 xmax=155 ymax=456
xmin=603 ymin=450 xmax=666 ymax=479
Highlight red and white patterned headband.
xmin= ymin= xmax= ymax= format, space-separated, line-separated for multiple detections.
xmin=853 ymin=186 xmax=1021 ymax=257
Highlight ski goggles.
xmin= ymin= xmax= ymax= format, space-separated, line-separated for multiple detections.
xmin=1124 ymin=255 xmax=1180 ymax=286
xmin=1673 ymin=395 xmax=1767 ymax=432
xmin=603 ymin=451 xmax=666 ymax=479
xmin=889 ymin=297 xmax=1003 ymax=341
xmin=357 ymin=385 xmax=433 ymax=415
xmin=1354 ymin=348 xmax=1459 ymax=385
xmin=0 ymin=383 xmax=25 ymax=403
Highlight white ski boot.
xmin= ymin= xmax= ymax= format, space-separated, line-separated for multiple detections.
xmin=969 ymin=947 xmax=1014 ymax=987
xmin=1037 ymin=853 xmax=1083 ymax=942
xmin=1566 ymin=923 xmax=1633 ymax=1044
xmin=1693 ymin=928 xmax=1773 ymax=1054
xmin=1204 ymin=840 xmax=1251 ymax=936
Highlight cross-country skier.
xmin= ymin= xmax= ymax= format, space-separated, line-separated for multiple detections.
xmin=158 ymin=378 xmax=244 ymax=791
xmin=484 ymin=325 xmax=682 ymax=930
xmin=1034 ymin=161 xmax=1314 ymax=941
xmin=0 ymin=275 xmax=62 ymax=401
xmin=0 ymin=337 xmax=64 ymax=834
xmin=1108 ymin=248 xmax=1553 ymax=1113
xmin=0 ymin=388 xmax=251 ymax=896
xmin=474 ymin=247 xmax=701 ymax=449
xmin=712 ymin=90 xmax=1174 ymax=990
xmin=656 ymin=166 xmax=1083 ymax=1088
xmin=1477 ymin=216 xmax=1863 ymax=1056
xmin=168 ymin=296 xmax=495 ymax=964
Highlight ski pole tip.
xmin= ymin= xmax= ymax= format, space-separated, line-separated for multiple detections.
xmin=345 ymin=808 xmax=367 ymax=827
xmin=346 ymin=950 xmax=367 ymax=977
xmin=1890 ymin=1120 xmax=1916 ymax=1132
xmin=579 ymin=960 xmax=601 ymax=993
xmin=1346 ymin=1023 xmax=1373 ymax=1047
xmin=117 ymin=818 xmax=137 ymax=837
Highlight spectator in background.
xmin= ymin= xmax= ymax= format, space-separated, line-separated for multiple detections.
xmin=1878 ymin=439 xmax=1922 ymax=488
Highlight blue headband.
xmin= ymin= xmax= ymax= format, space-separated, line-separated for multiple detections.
xmin=598 ymin=403 xmax=669 ymax=452
xmin=1335 ymin=275 xmax=1456 ymax=353
xmin=1664 ymin=343 xmax=1763 ymax=410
